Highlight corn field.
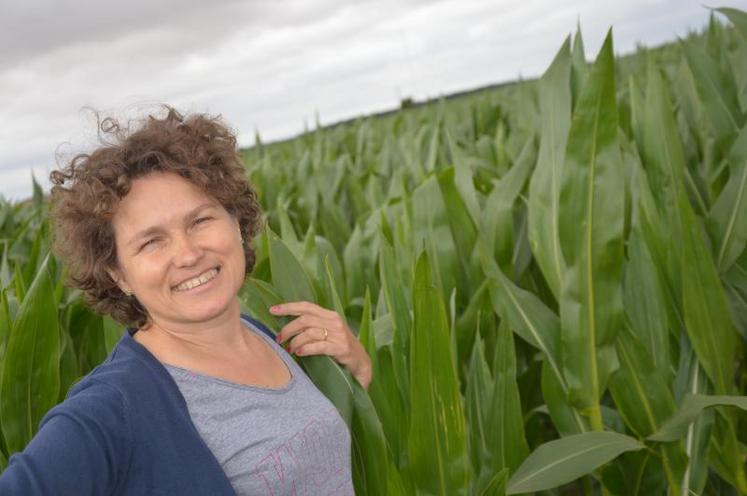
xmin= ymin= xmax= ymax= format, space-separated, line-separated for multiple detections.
xmin=1 ymin=7 xmax=747 ymax=495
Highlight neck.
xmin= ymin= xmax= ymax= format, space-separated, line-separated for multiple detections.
xmin=136 ymin=299 xmax=251 ymax=361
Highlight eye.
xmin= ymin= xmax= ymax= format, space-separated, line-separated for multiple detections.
xmin=194 ymin=216 xmax=213 ymax=225
xmin=139 ymin=238 xmax=158 ymax=251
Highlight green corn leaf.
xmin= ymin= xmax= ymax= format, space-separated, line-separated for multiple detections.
xmin=649 ymin=394 xmax=747 ymax=442
xmin=357 ymin=289 xmax=376 ymax=362
xmin=678 ymin=354 xmax=713 ymax=496
xmin=558 ymin=31 xmax=624 ymax=425
xmin=541 ymin=360 xmax=587 ymax=435
xmin=506 ymin=431 xmax=643 ymax=494
xmin=0 ymin=254 xmax=60 ymax=454
xmin=304 ymin=230 xmax=346 ymax=310
xmin=480 ymin=248 xmax=587 ymax=434
xmin=348 ymin=292 xmax=404 ymax=496
xmin=412 ymin=175 xmax=459 ymax=307
xmin=323 ymin=256 xmax=346 ymax=324
xmin=455 ymin=279 xmax=490 ymax=376
xmin=633 ymin=64 xmax=690 ymax=344
xmin=679 ymin=190 xmax=746 ymax=491
xmin=608 ymin=325 xmax=686 ymax=491
xmin=708 ymin=410 xmax=747 ymax=492
xmin=680 ymin=203 xmax=738 ymax=394
xmin=724 ymin=251 xmax=747 ymax=339
xmin=319 ymin=199 xmax=352 ymax=255
xmin=528 ymin=36 xmax=571 ymax=299
xmin=268 ymin=231 xmax=317 ymax=303
xmin=707 ymin=124 xmax=747 ymax=272
xmin=371 ymin=342 xmax=408 ymax=467
xmin=717 ymin=7 xmax=747 ymax=40
xmin=639 ymin=62 xmax=688 ymax=237
xmin=731 ymin=37 xmax=747 ymax=117
xmin=608 ymin=326 xmax=677 ymax=436
xmin=342 ymin=223 xmax=365 ymax=299
xmin=269 ymin=231 xmax=407 ymax=493
xmin=682 ymin=39 xmax=742 ymax=146
xmin=0 ymin=289 xmax=10 ymax=361
xmin=13 ymin=263 xmax=26 ymax=303
xmin=622 ymin=230 xmax=670 ymax=377
xmin=275 ymin=197 xmax=301 ymax=253
xmin=478 ymin=468 xmax=508 ymax=496
xmin=465 ymin=334 xmax=493 ymax=481
xmin=31 ymin=174 xmax=43 ymax=210
xmin=571 ymin=25 xmax=588 ymax=108
xmin=484 ymin=135 xmax=536 ymax=276
xmin=65 ymin=302 xmax=106 ymax=373
xmin=57 ymin=328 xmax=79 ymax=402
xmin=601 ymin=451 xmax=668 ymax=496
xmin=408 ymin=252 xmax=469 ymax=495
xmin=268 ymin=231 xmax=354 ymax=420
xmin=480 ymin=249 xmax=561 ymax=376
xmin=484 ymin=320 xmax=529 ymax=474
xmin=378 ymin=238 xmax=411 ymax=404
xmin=240 ymin=278 xmax=283 ymax=331
xmin=102 ymin=316 xmax=123 ymax=355
xmin=343 ymin=221 xmax=379 ymax=301
xmin=350 ymin=381 xmax=408 ymax=496
xmin=424 ymin=118 xmax=441 ymax=174
xmin=447 ymin=130 xmax=482 ymax=226
xmin=438 ymin=166 xmax=479 ymax=305
xmin=359 ymin=290 xmax=407 ymax=470
xmin=628 ymin=76 xmax=645 ymax=148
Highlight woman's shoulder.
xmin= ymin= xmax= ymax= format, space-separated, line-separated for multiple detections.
xmin=64 ymin=329 xmax=170 ymax=408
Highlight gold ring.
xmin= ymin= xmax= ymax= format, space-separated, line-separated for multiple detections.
xmin=322 ymin=328 xmax=329 ymax=341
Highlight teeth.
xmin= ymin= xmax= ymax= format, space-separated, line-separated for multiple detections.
xmin=174 ymin=268 xmax=218 ymax=292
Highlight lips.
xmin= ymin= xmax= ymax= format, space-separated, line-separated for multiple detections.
xmin=172 ymin=266 xmax=220 ymax=292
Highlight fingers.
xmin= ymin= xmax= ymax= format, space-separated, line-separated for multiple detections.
xmin=268 ymin=301 xmax=373 ymax=389
xmin=287 ymin=326 xmax=334 ymax=355
xmin=274 ymin=313 xmax=340 ymax=345
xmin=294 ymin=340 xmax=330 ymax=357
xmin=270 ymin=301 xmax=337 ymax=320
xmin=293 ymin=336 xmax=342 ymax=357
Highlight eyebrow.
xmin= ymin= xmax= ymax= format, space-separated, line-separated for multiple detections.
xmin=125 ymin=202 xmax=217 ymax=247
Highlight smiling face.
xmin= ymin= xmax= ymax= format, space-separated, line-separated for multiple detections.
xmin=109 ymin=172 xmax=246 ymax=330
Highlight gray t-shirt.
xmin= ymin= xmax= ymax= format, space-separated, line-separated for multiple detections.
xmin=165 ymin=319 xmax=354 ymax=496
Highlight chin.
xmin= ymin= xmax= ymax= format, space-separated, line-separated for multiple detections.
xmin=181 ymin=298 xmax=238 ymax=323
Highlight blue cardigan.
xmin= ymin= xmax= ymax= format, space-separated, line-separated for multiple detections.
xmin=0 ymin=315 xmax=277 ymax=495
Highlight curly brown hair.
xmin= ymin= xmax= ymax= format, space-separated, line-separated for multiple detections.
xmin=50 ymin=107 xmax=262 ymax=328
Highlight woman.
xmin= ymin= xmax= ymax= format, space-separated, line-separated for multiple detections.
xmin=0 ymin=108 xmax=371 ymax=495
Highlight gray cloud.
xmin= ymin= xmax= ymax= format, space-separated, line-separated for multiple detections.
xmin=0 ymin=0 xmax=354 ymax=70
xmin=0 ymin=0 xmax=742 ymax=201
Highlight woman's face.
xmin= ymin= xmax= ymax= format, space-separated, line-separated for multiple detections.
xmin=109 ymin=171 xmax=246 ymax=329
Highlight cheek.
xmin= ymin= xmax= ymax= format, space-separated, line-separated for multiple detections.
xmin=233 ymin=242 xmax=247 ymax=274
xmin=225 ymin=238 xmax=247 ymax=281
xmin=126 ymin=256 xmax=168 ymax=289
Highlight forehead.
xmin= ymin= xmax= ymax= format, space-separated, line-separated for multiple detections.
xmin=112 ymin=172 xmax=216 ymax=231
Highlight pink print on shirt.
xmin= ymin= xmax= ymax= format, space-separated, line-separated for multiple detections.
xmin=252 ymin=408 xmax=351 ymax=495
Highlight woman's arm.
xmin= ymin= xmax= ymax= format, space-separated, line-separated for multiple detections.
xmin=271 ymin=301 xmax=373 ymax=390
xmin=0 ymin=380 xmax=131 ymax=495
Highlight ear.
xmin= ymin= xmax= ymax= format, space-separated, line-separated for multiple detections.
xmin=107 ymin=268 xmax=133 ymax=296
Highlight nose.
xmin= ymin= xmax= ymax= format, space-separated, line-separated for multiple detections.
xmin=172 ymin=233 xmax=203 ymax=267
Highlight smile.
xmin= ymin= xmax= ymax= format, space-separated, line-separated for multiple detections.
xmin=173 ymin=267 xmax=220 ymax=292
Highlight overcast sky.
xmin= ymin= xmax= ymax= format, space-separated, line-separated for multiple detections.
xmin=0 ymin=0 xmax=743 ymax=201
